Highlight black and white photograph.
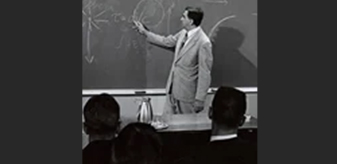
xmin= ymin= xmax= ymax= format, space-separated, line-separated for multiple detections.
xmin=82 ymin=0 xmax=257 ymax=163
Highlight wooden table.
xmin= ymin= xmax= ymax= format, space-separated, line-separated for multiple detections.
xmin=121 ymin=113 xmax=257 ymax=132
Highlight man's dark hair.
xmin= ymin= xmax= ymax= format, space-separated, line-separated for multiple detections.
xmin=112 ymin=123 xmax=163 ymax=164
xmin=212 ymin=86 xmax=247 ymax=128
xmin=185 ymin=6 xmax=204 ymax=26
xmin=83 ymin=93 xmax=120 ymax=135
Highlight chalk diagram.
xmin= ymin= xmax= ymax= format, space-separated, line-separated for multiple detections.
xmin=82 ymin=0 xmax=166 ymax=63
xmin=166 ymin=1 xmax=175 ymax=34
xmin=82 ymin=0 xmax=109 ymax=63
xmin=132 ymin=0 xmax=165 ymax=29
xmin=203 ymin=0 xmax=228 ymax=5
xmin=111 ymin=0 xmax=165 ymax=54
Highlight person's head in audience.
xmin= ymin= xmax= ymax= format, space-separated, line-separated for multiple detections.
xmin=209 ymin=86 xmax=247 ymax=135
xmin=83 ymin=93 xmax=120 ymax=142
xmin=112 ymin=122 xmax=163 ymax=164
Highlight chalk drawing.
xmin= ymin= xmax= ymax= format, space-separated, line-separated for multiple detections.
xmin=121 ymin=16 xmax=126 ymax=21
xmin=132 ymin=40 xmax=138 ymax=49
xmin=208 ymin=15 xmax=236 ymax=41
xmin=128 ymin=15 xmax=137 ymax=23
xmin=82 ymin=0 xmax=153 ymax=57
xmin=95 ymin=10 xmax=106 ymax=18
xmin=132 ymin=0 xmax=165 ymax=28
xmin=126 ymin=38 xmax=131 ymax=48
xmin=115 ymin=35 xmax=124 ymax=49
xmin=82 ymin=0 xmax=109 ymax=64
xmin=94 ymin=20 xmax=109 ymax=23
xmin=203 ymin=0 xmax=228 ymax=5
xmin=85 ymin=27 xmax=94 ymax=63
xmin=167 ymin=1 xmax=175 ymax=33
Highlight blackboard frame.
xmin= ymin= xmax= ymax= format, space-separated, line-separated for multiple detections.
xmin=82 ymin=87 xmax=257 ymax=96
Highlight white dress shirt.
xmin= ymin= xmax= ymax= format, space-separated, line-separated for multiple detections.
xmin=183 ymin=26 xmax=201 ymax=46
xmin=210 ymin=134 xmax=238 ymax=142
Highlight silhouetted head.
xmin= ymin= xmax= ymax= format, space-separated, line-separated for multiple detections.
xmin=83 ymin=93 xmax=120 ymax=141
xmin=209 ymin=86 xmax=247 ymax=129
xmin=112 ymin=123 xmax=163 ymax=164
xmin=181 ymin=6 xmax=204 ymax=29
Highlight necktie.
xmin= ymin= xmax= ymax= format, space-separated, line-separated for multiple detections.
xmin=180 ymin=33 xmax=188 ymax=51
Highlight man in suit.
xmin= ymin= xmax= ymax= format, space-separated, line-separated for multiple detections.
xmin=196 ymin=86 xmax=257 ymax=164
xmin=134 ymin=7 xmax=213 ymax=114
xmin=82 ymin=93 xmax=121 ymax=164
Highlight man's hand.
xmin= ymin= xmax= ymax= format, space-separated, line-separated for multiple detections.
xmin=133 ymin=20 xmax=147 ymax=35
xmin=194 ymin=100 xmax=204 ymax=113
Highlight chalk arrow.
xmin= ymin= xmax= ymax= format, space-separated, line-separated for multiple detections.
xmin=85 ymin=55 xmax=94 ymax=63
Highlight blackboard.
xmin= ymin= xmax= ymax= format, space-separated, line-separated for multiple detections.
xmin=82 ymin=0 xmax=257 ymax=89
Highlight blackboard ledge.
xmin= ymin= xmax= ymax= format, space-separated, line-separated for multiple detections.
xmin=82 ymin=87 xmax=257 ymax=96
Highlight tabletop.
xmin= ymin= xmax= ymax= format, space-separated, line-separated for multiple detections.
xmin=121 ymin=113 xmax=257 ymax=132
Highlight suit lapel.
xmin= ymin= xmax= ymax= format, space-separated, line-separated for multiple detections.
xmin=174 ymin=29 xmax=200 ymax=64
xmin=176 ymin=30 xmax=187 ymax=56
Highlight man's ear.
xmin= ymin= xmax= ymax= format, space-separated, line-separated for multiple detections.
xmin=115 ymin=120 xmax=121 ymax=136
xmin=208 ymin=107 xmax=213 ymax=119
xmin=238 ymin=116 xmax=246 ymax=127
xmin=83 ymin=122 xmax=88 ymax=134
xmin=189 ymin=19 xmax=194 ymax=26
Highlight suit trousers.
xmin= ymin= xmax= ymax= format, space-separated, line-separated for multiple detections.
xmin=163 ymin=93 xmax=195 ymax=115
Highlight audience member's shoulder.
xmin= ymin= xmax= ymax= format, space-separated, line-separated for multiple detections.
xmin=212 ymin=137 xmax=256 ymax=154
xmin=198 ymin=138 xmax=256 ymax=164
xmin=83 ymin=139 xmax=114 ymax=151
xmin=82 ymin=139 xmax=114 ymax=164
xmin=229 ymin=137 xmax=257 ymax=164
xmin=235 ymin=137 xmax=257 ymax=148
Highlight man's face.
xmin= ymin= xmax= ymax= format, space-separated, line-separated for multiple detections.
xmin=180 ymin=10 xmax=192 ymax=29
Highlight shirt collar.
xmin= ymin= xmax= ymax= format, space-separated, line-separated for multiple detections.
xmin=210 ymin=134 xmax=238 ymax=142
xmin=185 ymin=26 xmax=200 ymax=38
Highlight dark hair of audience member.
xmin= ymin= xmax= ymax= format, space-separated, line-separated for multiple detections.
xmin=83 ymin=93 xmax=120 ymax=141
xmin=211 ymin=86 xmax=247 ymax=129
xmin=112 ymin=123 xmax=163 ymax=164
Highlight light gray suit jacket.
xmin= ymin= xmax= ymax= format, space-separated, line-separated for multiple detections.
xmin=146 ymin=28 xmax=213 ymax=103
